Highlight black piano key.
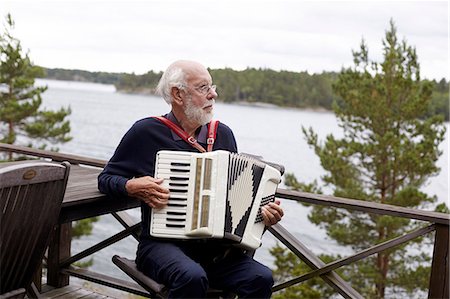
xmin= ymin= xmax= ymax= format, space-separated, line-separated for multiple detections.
xmin=171 ymin=162 xmax=190 ymax=167
xmin=166 ymin=224 xmax=185 ymax=228
xmin=168 ymin=203 xmax=187 ymax=207
xmin=166 ymin=218 xmax=185 ymax=222
xmin=170 ymin=176 xmax=189 ymax=181
xmin=169 ymin=182 xmax=189 ymax=187
xmin=167 ymin=211 xmax=186 ymax=216
xmin=170 ymin=168 xmax=190 ymax=173
xmin=169 ymin=197 xmax=187 ymax=201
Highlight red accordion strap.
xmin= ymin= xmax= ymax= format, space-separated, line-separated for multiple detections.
xmin=153 ymin=116 xmax=218 ymax=153
xmin=207 ymin=119 xmax=219 ymax=152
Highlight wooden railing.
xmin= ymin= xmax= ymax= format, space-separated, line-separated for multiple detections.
xmin=1 ymin=143 xmax=449 ymax=299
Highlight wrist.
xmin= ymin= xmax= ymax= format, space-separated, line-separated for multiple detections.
xmin=123 ymin=178 xmax=133 ymax=195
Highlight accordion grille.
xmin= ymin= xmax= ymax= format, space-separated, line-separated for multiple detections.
xmin=225 ymin=154 xmax=264 ymax=237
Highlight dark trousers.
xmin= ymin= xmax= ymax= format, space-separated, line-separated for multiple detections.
xmin=136 ymin=238 xmax=274 ymax=298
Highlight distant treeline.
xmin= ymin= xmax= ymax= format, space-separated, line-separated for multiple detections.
xmin=41 ymin=67 xmax=449 ymax=121
xmin=43 ymin=68 xmax=126 ymax=85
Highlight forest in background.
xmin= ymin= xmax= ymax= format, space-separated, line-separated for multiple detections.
xmin=42 ymin=67 xmax=449 ymax=121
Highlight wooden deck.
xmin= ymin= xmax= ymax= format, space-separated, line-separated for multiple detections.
xmin=41 ymin=285 xmax=119 ymax=299
xmin=60 ymin=164 xmax=140 ymax=223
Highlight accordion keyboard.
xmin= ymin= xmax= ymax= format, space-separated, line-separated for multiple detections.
xmin=151 ymin=153 xmax=192 ymax=236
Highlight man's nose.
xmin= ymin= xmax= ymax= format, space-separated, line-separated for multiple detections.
xmin=207 ymin=88 xmax=217 ymax=100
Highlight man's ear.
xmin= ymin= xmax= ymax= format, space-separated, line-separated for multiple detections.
xmin=171 ymin=86 xmax=183 ymax=105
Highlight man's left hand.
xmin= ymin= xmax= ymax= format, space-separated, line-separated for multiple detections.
xmin=261 ymin=199 xmax=284 ymax=226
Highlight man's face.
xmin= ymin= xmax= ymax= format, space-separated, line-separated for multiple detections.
xmin=182 ymin=67 xmax=217 ymax=125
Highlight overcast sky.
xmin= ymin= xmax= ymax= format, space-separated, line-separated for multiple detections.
xmin=1 ymin=0 xmax=448 ymax=80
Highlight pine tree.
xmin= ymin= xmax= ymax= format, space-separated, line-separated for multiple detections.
xmin=276 ymin=20 xmax=446 ymax=298
xmin=0 ymin=13 xmax=71 ymax=160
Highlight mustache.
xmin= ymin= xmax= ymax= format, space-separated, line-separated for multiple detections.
xmin=203 ymin=100 xmax=215 ymax=108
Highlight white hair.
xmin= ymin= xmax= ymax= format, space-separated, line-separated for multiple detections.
xmin=155 ymin=64 xmax=187 ymax=105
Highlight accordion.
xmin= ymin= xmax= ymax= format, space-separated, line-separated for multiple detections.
xmin=149 ymin=150 xmax=283 ymax=250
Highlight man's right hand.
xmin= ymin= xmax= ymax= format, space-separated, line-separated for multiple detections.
xmin=125 ymin=176 xmax=170 ymax=209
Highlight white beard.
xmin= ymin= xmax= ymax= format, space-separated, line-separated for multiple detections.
xmin=184 ymin=99 xmax=214 ymax=126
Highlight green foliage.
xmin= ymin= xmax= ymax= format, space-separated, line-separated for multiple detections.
xmin=210 ymin=68 xmax=338 ymax=109
xmin=73 ymin=259 xmax=94 ymax=269
xmin=278 ymin=20 xmax=446 ymax=298
xmin=115 ymin=70 xmax=162 ymax=94
xmin=43 ymin=67 xmax=126 ymax=85
xmin=71 ymin=217 xmax=100 ymax=269
xmin=72 ymin=217 xmax=100 ymax=239
xmin=425 ymin=79 xmax=449 ymax=121
xmin=435 ymin=202 xmax=449 ymax=214
xmin=284 ymin=173 xmax=323 ymax=195
xmin=0 ymin=13 xmax=71 ymax=157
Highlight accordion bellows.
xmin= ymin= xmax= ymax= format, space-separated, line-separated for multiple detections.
xmin=149 ymin=150 xmax=282 ymax=250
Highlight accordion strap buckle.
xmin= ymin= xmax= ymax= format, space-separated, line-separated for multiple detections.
xmin=187 ymin=136 xmax=197 ymax=144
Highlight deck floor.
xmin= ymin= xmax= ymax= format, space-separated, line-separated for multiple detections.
xmin=39 ymin=285 xmax=120 ymax=299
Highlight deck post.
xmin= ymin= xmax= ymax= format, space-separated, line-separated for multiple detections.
xmin=32 ymin=264 xmax=42 ymax=291
xmin=47 ymin=223 xmax=72 ymax=287
xmin=428 ymin=224 xmax=449 ymax=299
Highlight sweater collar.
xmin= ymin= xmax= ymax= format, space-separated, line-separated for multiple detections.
xmin=165 ymin=111 xmax=208 ymax=143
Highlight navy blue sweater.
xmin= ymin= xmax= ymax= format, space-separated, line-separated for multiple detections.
xmin=98 ymin=115 xmax=238 ymax=239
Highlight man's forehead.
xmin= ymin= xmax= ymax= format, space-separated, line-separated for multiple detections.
xmin=185 ymin=67 xmax=212 ymax=84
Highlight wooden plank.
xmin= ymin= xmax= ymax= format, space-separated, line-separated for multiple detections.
xmin=41 ymin=285 xmax=83 ymax=298
xmin=67 ymin=177 xmax=99 ymax=188
xmin=59 ymin=223 xmax=140 ymax=267
xmin=58 ymin=164 xmax=139 ymax=223
xmin=112 ymin=255 xmax=167 ymax=297
xmin=59 ymin=196 xmax=140 ymax=223
xmin=276 ymin=189 xmax=450 ymax=225
xmin=274 ymin=225 xmax=436 ymax=289
xmin=53 ymin=287 xmax=92 ymax=298
xmin=62 ymin=267 xmax=151 ymax=298
xmin=47 ymin=223 xmax=72 ymax=287
xmin=42 ymin=285 xmax=112 ymax=299
xmin=428 ymin=224 xmax=449 ymax=299
xmin=79 ymin=293 xmax=108 ymax=299
xmin=32 ymin=264 xmax=43 ymax=292
xmin=269 ymin=223 xmax=364 ymax=299
xmin=68 ymin=170 xmax=99 ymax=180
xmin=112 ymin=211 xmax=141 ymax=241
xmin=64 ymin=189 xmax=102 ymax=199
xmin=0 ymin=142 xmax=107 ymax=167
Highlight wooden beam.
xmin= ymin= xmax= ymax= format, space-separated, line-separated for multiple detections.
xmin=276 ymin=189 xmax=450 ymax=225
xmin=47 ymin=223 xmax=72 ymax=287
xmin=112 ymin=211 xmax=141 ymax=241
xmin=62 ymin=267 xmax=151 ymax=298
xmin=0 ymin=142 xmax=106 ymax=167
xmin=59 ymin=223 xmax=140 ymax=268
xmin=429 ymin=224 xmax=449 ymax=299
xmin=269 ymin=224 xmax=364 ymax=299
xmin=274 ymin=225 xmax=435 ymax=289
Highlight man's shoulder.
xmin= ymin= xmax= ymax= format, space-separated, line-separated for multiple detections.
xmin=215 ymin=121 xmax=237 ymax=150
xmin=132 ymin=116 xmax=166 ymax=130
xmin=216 ymin=121 xmax=234 ymax=134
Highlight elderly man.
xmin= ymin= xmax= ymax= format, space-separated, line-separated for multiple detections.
xmin=98 ymin=60 xmax=283 ymax=298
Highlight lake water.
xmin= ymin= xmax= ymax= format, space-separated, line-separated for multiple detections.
xmin=35 ymin=79 xmax=449 ymax=285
